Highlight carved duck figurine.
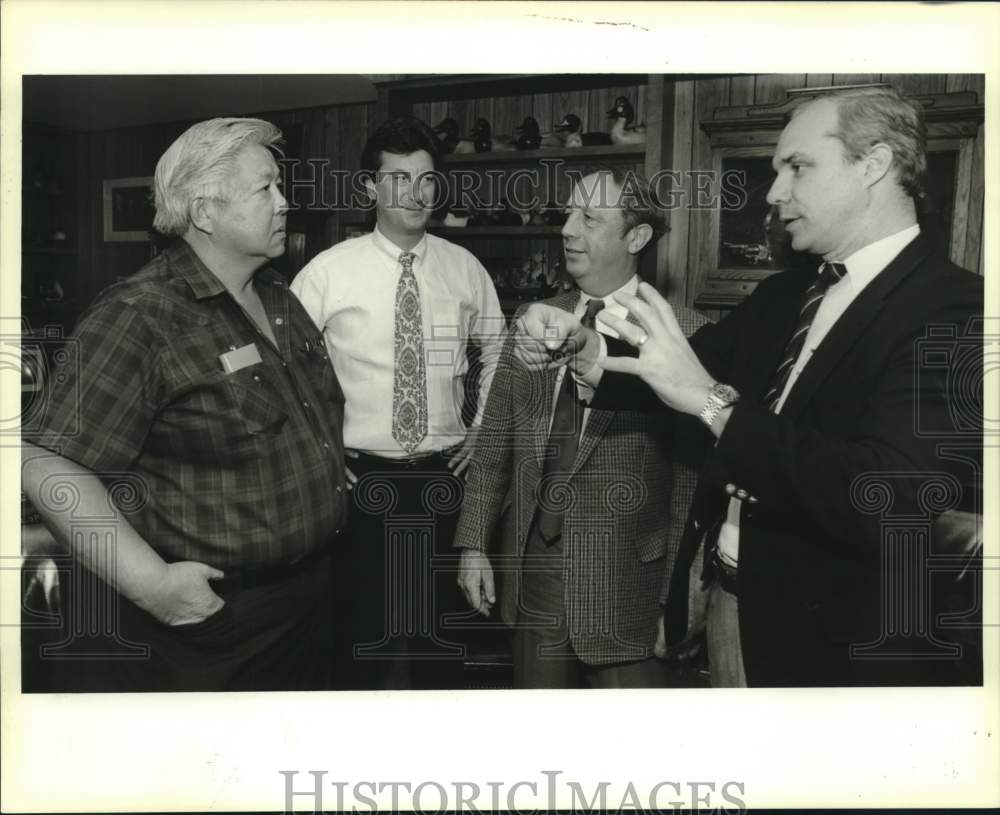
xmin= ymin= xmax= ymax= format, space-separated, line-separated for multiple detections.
xmin=554 ymin=113 xmax=612 ymax=147
xmin=607 ymin=96 xmax=646 ymax=146
xmin=432 ymin=117 xmax=474 ymax=154
xmin=514 ymin=116 xmax=542 ymax=150
xmin=470 ymin=117 xmax=515 ymax=152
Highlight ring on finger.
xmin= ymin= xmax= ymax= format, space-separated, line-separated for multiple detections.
xmin=636 ymin=333 xmax=649 ymax=347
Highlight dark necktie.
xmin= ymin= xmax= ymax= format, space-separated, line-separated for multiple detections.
xmin=762 ymin=261 xmax=846 ymax=411
xmin=392 ymin=251 xmax=428 ymax=453
xmin=535 ymin=297 xmax=605 ymax=544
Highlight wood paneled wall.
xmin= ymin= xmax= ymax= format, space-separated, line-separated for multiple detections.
xmin=34 ymin=72 xmax=986 ymax=327
xmin=70 ymin=101 xmax=376 ymax=315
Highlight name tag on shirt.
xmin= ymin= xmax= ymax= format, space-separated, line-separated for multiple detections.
xmin=219 ymin=343 xmax=263 ymax=373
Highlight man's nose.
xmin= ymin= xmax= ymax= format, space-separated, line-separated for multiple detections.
xmin=562 ymin=210 xmax=579 ymax=239
xmin=765 ymin=174 xmax=786 ymax=206
xmin=276 ymin=188 xmax=289 ymax=213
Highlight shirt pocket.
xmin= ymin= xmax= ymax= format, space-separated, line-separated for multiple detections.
xmin=155 ymin=364 xmax=288 ymax=462
xmin=224 ymin=367 xmax=289 ymax=435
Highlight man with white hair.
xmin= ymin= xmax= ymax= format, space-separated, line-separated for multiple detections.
xmin=23 ymin=118 xmax=349 ymax=691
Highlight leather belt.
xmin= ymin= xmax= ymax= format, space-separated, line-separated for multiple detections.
xmin=212 ymin=545 xmax=331 ymax=593
xmin=354 ymin=447 xmax=459 ymax=470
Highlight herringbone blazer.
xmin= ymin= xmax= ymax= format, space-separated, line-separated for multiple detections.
xmin=454 ymin=288 xmax=709 ymax=665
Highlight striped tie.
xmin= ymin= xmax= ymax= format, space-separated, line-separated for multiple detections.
xmin=535 ymin=297 xmax=606 ymax=544
xmin=762 ymin=261 xmax=846 ymax=411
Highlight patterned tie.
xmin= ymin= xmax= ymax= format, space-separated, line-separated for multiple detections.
xmin=392 ymin=251 xmax=428 ymax=454
xmin=762 ymin=261 xmax=846 ymax=411
xmin=535 ymin=297 xmax=605 ymax=544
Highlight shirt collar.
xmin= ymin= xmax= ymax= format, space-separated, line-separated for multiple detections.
xmin=372 ymin=223 xmax=428 ymax=266
xmin=834 ymin=224 xmax=921 ymax=295
xmin=575 ymin=274 xmax=639 ymax=319
xmin=169 ymin=240 xmax=226 ymax=300
xmin=168 ymin=240 xmax=285 ymax=300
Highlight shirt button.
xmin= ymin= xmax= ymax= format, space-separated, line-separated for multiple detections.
xmin=252 ymin=374 xmax=261 ymax=383
xmin=302 ymin=400 xmax=310 ymax=408
xmin=275 ymin=317 xmax=284 ymax=326
xmin=323 ymin=442 xmax=330 ymax=449
xmin=281 ymin=362 xmax=287 ymax=367
xmin=336 ymin=485 xmax=342 ymax=493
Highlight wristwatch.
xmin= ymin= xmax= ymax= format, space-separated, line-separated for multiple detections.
xmin=698 ymin=382 xmax=740 ymax=429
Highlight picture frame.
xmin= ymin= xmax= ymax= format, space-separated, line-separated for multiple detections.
xmin=102 ymin=176 xmax=154 ymax=242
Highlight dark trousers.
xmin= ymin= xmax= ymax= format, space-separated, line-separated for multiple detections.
xmin=332 ymin=450 xmax=468 ymax=690
xmin=30 ymin=552 xmax=334 ymax=693
xmin=513 ymin=523 xmax=670 ymax=689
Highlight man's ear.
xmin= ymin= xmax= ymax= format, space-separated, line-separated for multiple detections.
xmin=188 ymin=197 xmax=214 ymax=235
xmin=862 ymin=143 xmax=894 ymax=189
xmin=363 ymin=175 xmax=378 ymax=205
xmin=626 ymin=223 xmax=653 ymax=255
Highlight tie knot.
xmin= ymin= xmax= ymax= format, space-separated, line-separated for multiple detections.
xmin=399 ymin=252 xmax=416 ymax=271
xmin=818 ymin=261 xmax=847 ymax=288
xmin=583 ymin=298 xmax=605 ymax=328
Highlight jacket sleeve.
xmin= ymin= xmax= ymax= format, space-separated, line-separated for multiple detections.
xmin=452 ymin=314 xmax=521 ymax=553
xmin=713 ymin=281 xmax=983 ymax=554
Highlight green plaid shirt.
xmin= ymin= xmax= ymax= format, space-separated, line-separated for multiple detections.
xmin=29 ymin=241 xmax=348 ymax=571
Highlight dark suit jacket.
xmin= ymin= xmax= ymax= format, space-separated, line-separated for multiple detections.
xmin=595 ymin=234 xmax=984 ymax=685
xmin=454 ymin=289 xmax=709 ymax=665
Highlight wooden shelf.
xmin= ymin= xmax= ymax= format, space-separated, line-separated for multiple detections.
xmin=442 ymin=144 xmax=644 ymax=166
xmin=429 ymin=225 xmax=563 ymax=238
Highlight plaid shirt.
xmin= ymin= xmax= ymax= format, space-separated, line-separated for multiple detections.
xmin=29 ymin=241 xmax=348 ymax=571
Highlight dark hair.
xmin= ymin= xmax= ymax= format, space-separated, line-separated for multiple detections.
xmin=360 ymin=116 xmax=441 ymax=183
xmin=794 ymin=87 xmax=927 ymax=199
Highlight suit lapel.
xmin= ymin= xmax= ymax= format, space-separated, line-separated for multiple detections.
xmin=535 ymin=290 xmax=580 ymax=465
xmin=571 ymin=309 xmax=642 ymax=474
xmin=780 ymin=233 xmax=931 ymax=418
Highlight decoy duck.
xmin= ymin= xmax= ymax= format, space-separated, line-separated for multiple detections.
xmin=607 ymin=96 xmax=646 ymax=146
xmin=442 ymin=206 xmax=472 ymax=228
xmin=554 ymin=113 xmax=612 ymax=147
xmin=470 ymin=118 xmax=515 ymax=152
xmin=514 ymin=116 xmax=542 ymax=150
xmin=432 ymin=117 xmax=474 ymax=154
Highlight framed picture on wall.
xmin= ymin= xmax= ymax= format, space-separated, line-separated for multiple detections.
xmin=102 ymin=176 xmax=154 ymax=242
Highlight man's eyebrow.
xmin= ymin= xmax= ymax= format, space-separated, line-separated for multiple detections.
xmin=772 ymin=150 xmax=811 ymax=171
xmin=776 ymin=151 xmax=811 ymax=165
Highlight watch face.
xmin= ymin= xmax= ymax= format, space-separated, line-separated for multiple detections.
xmin=713 ymin=383 xmax=740 ymax=404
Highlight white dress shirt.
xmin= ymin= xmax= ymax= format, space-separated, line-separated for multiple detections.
xmin=554 ymin=275 xmax=639 ymax=434
xmin=717 ymin=224 xmax=921 ymax=566
xmin=291 ymin=225 xmax=505 ymax=458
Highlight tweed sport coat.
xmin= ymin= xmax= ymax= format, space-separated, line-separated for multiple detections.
xmin=454 ymin=289 xmax=709 ymax=665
